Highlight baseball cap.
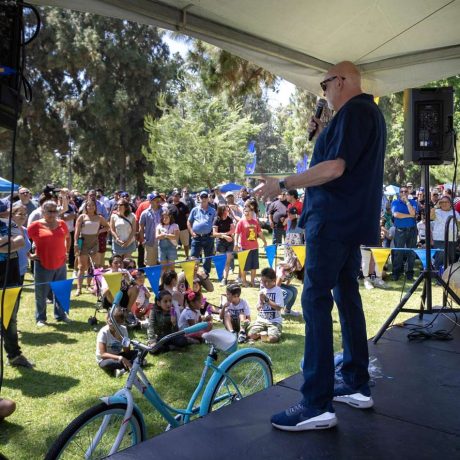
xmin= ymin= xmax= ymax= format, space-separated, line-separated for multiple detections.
xmin=43 ymin=183 xmax=60 ymax=194
xmin=225 ymin=191 xmax=234 ymax=198
xmin=199 ymin=191 xmax=209 ymax=198
xmin=172 ymin=190 xmax=180 ymax=196
xmin=147 ymin=192 xmax=160 ymax=201
xmin=120 ymin=192 xmax=130 ymax=198
xmin=288 ymin=207 xmax=298 ymax=215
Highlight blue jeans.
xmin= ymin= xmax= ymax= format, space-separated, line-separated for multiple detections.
xmin=190 ymin=235 xmax=214 ymax=275
xmin=280 ymin=284 xmax=298 ymax=311
xmin=34 ymin=261 xmax=68 ymax=322
xmin=300 ymin=237 xmax=369 ymax=412
xmin=392 ymin=226 xmax=417 ymax=278
xmin=272 ymin=227 xmax=285 ymax=245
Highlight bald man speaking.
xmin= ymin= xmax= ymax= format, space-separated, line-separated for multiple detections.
xmin=258 ymin=61 xmax=386 ymax=431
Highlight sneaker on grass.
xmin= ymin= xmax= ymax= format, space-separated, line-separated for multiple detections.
xmin=363 ymin=278 xmax=374 ymax=290
xmin=372 ymin=277 xmax=388 ymax=289
xmin=115 ymin=368 xmax=127 ymax=378
xmin=333 ymin=383 xmax=374 ymax=409
xmin=282 ymin=309 xmax=301 ymax=317
xmin=36 ymin=321 xmax=47 ymax=328
xmin=271 ymin=402 xmax=337 ymax=431
xmin=237 ymin=331 xmax=247 ymax=344
xmin=9 ymin=354 xmax=35 ymax=368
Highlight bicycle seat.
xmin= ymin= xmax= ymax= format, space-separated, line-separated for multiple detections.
xmin=202 ymin=330 xmax=237 ymax=353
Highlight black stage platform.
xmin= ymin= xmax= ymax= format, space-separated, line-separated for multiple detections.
xmin=111 ymin=314 xmax=460 ymax=460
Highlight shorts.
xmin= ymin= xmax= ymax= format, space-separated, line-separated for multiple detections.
xmin=79 ymin=234 xmax=99 ymax=256
xmin=248 ymin=317 xmax=282 ymax=339
xmin=243 ymin=248 xmax=259 ymax=271
xmin=112 ymin=240 xmax=136 ymax=255
xmin=159 ymin=244 xmax=177 ymax=262
xmin=178 ymin=229 xmax=190 ymax=247
xmin=216 ymin=239 xmax=234 ymax=254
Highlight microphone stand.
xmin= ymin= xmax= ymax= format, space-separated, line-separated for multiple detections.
xmin=373 ymin=164 xmax=460 ymax=343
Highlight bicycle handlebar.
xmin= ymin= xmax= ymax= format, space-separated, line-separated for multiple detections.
xmin=109 ymin=293 xmax=209 ymax=355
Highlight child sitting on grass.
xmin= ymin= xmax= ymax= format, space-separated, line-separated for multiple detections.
xmin=147 ymin=290 xmax=188 ymax=353
xmin=220 ymin=283 xmax=251 ymax=343
xmin=95 ymin=308 xmax=136 ymax=377
xmin=178 ymin=289 xmax=212 ymax=344
xmin=248 ymin=267 xmax=284 ymax=343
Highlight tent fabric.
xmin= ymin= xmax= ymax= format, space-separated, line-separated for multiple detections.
xmin=218 ymin=183 xmax=243 ymax=192
xmin=32 ymin=0 xmax=460 ymax=96
xmin=0 ymin=177 xmax=19 ymax=192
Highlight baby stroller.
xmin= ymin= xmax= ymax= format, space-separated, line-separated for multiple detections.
xmin=87 ymin=254 xmax=107 ymax=326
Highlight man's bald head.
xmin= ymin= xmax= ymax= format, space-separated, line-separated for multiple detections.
xmin=329 ymin=61 xmax=361 ymax=89
xmin=322 ymin=61 xmax=362 ymax=110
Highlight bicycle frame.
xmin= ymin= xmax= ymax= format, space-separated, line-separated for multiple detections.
xmin=96 ymin=345 xmax=271 ymax=456
xmin=86 ymin=293 xmax=271 ymax=456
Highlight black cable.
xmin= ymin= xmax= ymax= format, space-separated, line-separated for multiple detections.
xmin=0 ymin=0 xmax=40 ymax=392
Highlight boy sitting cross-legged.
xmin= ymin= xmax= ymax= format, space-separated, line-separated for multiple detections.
xmin=248 ymin=267 xmax=284 ymax=343
xmin=220 ymin=283 xmax=251 ymax=343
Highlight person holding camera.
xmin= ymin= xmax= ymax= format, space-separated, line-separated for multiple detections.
xmin=391 ymin=186 xmax=419 ymax=281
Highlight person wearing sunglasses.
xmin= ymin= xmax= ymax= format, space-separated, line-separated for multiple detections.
xmin=257 ymin=61 xmax=386 ymax=432
xmin=391 ymin=187 xmax=419 ymax=281
xmin=27 ymin=200 xmax=71 ymax=327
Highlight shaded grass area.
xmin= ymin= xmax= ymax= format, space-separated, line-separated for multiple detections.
xmin=0 ymin=247 xmax=447 ymax=459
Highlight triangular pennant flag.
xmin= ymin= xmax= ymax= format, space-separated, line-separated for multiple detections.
xmin=292 ymin=245 xmax=306 ymax=268
xmin=0 ymin=287 xmax=21 ymax=329
xmin=213 ymin=254 xmax=227 ymax=281
xmin=413 ymin=249 xmax=430 ymax=269
xmin=143 ymin=265 xmax=163 ymax=296
xmin=237 ymin=250 xmax=250 ymax=272
xmin=103 ymin=272 xmax=123 ymax=296
xmin=370 ymin=248 xmax=391 ymax=277
xmin=265 ymin=244 xmax=277 ymax=268
xmin=50 ymin=279 xmax=74 ymax=314
xmin=181 ymin=260 xmax=196 ymax=288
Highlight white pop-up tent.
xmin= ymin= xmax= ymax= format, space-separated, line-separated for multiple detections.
xmin=31 ymin=0 xmax=460 ymax=96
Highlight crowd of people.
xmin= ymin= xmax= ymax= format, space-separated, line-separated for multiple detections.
xmin=1 ymin=175 xmax=459 ymax=419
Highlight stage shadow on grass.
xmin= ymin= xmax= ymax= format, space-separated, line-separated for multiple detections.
xmin=19 ymin=331 xmax=78 ymax=346
xmin=2 ymin=368 xmax=79 ymax=397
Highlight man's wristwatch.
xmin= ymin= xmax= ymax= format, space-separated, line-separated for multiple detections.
xmin=279 ymin=179 xmax=287 ymax=191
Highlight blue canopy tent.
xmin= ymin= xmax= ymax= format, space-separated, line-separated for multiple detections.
xmin=0 ymin=177 xmax=19 ymax=192
xmin=218 ymin=182 xmax=244 ymax=193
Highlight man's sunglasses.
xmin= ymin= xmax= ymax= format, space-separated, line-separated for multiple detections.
xmin=320 ymin=75 xmax=345 ymax=91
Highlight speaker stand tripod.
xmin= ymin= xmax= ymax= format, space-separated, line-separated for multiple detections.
xmin=373 ymin=165 xmax=460 ymax=343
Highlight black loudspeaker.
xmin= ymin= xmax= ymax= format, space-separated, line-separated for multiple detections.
xmin=403 ymin=87 xmax=454 ymax=165
xmin=0 ymin=2 xmax=23 ymax=131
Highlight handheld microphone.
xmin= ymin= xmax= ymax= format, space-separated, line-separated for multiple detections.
xmin=308 ymin=98 xmax=327 ymax=141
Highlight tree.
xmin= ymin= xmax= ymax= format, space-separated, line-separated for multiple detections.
xmin=0 ymin=7 xmax=182 ymax=193
xmin=142 ymin=77 xmax=261 ymax=190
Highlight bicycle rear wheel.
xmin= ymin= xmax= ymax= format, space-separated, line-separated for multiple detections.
xmin=45 ymin=402 xmax=144 ymax=460
xmin=205 ymin=353 xmax=273 ymax=413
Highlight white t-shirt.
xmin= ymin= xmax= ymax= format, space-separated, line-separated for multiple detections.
xmin=112 ymin=213 xmax=135 ymax=241
xmin=257 ymin=286 xmax=284 ymax=324
xmin=417 ymin=220 xmax=427 ymax=240
xmin=178 ymin=307 xmax=201 ymax=330
xmin=95 ymin=324 xmax=128 ymax=363
xmin=432 ymin=209 xmax=460 ymax=242
xmin=224 ymin=299 xmax=250 ymax=319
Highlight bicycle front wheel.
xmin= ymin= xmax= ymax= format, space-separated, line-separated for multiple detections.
xmin=45 ymin=402 xmax=144 ymax=460
xmin=205 ymin=353 xmax=273 ymax=413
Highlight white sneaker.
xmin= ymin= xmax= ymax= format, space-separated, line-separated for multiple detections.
xmin=115 ymin=368 xmax=127 ymax=378
xmin=36 ymin=321 xmax=47 ymax=328
xmin=363 ymin=278 xmax=374 ymax=290
xmin=72 ymin=270 xmax=78 ymax=279
xmin=372 ymin=277 xmax=387 ymax=289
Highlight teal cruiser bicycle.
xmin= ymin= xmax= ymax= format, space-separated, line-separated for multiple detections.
xmin=45 ymin=291 xmax=273 ymax=459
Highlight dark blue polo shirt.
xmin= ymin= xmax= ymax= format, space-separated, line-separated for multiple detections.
xmin=299 ymin=93 xmax=386 ymax=245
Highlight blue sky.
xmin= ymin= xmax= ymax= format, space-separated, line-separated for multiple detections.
xmin=163 ymin=34 xmax=295 ymax=107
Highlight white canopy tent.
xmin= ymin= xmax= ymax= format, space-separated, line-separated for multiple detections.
xmin=31 ymin=0 xmax=460 ymax=96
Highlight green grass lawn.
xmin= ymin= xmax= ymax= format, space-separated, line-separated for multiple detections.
xmin=0 ymin=245 xmax=447 ymax=460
